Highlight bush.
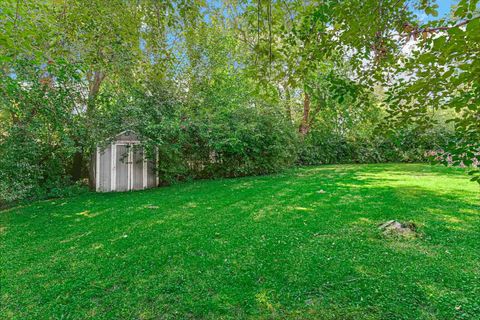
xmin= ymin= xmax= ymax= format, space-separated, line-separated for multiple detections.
xmin=184 ymin=105 xmax=298 ymax=178
xmin=105 ymin=73 xmax=299 ymax=183
xmin=297 ymin=125 xmax=453 ymax=165
xmin=0 ymin=60 xmax=86 ymax=205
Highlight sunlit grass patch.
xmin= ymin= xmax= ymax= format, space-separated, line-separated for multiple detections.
xmin=1 ymin=164 xmax=478 ymax=319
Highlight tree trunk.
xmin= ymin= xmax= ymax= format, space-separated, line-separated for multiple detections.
xmin=88 ymin=148 xmax=95 ymax=190
xmin=71 ymin=148 xmax=84 ymax=182
xmin=299 ymin=92 xmax=311 ymax=136
xmin=84 ymin=70 xmax=105 ymax=188
xmin=285 ymin=87 xmax=293 ymax=122
xmin=87 ymin=70 xmax=105 ymax=112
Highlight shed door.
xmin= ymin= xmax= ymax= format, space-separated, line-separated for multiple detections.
xmin=115 ymin=145 xmax=129 ymax=191
xmin=113 ymin=144 xmax=148 ymax=191
xmin=131 ymin=147 xmax=145 ymax=190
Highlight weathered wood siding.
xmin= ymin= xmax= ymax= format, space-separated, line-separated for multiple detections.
xmin=115 ymin=144 xmax=129 ymax=192
xmin=147 ymin=160 xmax=157 ymax=188
xmin=132 ymin=147 xmax=144 ymax=190
xmin=98 ymin=146 xmax=112 ymax=192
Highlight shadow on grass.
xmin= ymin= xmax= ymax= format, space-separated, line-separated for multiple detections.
xmin=1 ymin=164 xmax=478 ymax=319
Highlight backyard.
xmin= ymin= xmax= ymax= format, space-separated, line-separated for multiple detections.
xmin=1 ymin=0 xmax=480 ymax=319
xmin=1 ymin=163 xmax=479 ymax=319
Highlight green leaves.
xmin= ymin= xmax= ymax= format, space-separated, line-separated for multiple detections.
xmin=380 ymin=0 xmax=480 ymax=177
xmin=469 ymin=169 xmax=480 ymax=183
xmin=0 ymin=58 xmax=88 ymax=202
xmin=1 ymin=0 xmax=479 ymax=204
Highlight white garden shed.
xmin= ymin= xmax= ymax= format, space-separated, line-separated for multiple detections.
xmin=92 ymin=130 xmax=158 ymax=192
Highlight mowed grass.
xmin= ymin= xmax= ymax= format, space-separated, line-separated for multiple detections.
xmin=1 ymin=164 xmax=479 ymax=319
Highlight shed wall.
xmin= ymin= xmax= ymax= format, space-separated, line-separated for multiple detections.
xmin=98 ymin=146 xmax=112 ymax=192
xmin=147 ymin=161 xmax=157 ymax=188
xmin=95 ymin=137 xmax=157 ymax=192
xmin=116 ymin=132 xmax=139 ymax=142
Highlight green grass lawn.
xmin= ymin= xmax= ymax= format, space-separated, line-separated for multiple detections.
xmin=1 ymin=164 xmax=479 ymax=319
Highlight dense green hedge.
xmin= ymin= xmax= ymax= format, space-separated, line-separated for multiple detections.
xmin=297 ymin=126 xmax=453 ymax=165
